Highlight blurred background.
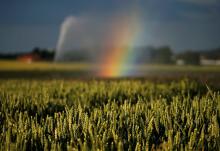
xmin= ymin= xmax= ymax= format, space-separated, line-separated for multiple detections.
xmin=0 ymin=0 xmax=220 ymax=82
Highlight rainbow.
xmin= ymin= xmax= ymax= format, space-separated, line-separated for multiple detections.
xmin=98 ymin=7 xmax=143 ymax=77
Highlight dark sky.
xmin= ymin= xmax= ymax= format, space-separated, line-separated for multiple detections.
xmin=0 ymin=0 xmax=220 ymax=52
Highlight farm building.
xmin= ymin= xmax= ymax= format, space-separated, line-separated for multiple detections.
xmin=200 ymin=56 xmax=220 ymax=65
xmin=17 ymin=53 xmax=41 ymax=63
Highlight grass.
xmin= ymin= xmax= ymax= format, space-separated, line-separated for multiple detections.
xmin=0 ymin=79 xmax=219 ymax=150
xmin=0 ymin=60 xmax=220 ymax=150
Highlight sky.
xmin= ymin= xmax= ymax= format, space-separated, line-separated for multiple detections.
xmin=0 ymin=0 xmax=220 ymax=53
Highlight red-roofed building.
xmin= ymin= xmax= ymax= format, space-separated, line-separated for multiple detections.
xmin=17 ymin=53 xmax=41 ymax=63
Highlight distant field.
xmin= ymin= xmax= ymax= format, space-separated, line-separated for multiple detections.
xmin=0 ymin=60 xmax=220 ymax=72
xmin=0 ymin=60 xmax=220 ymax=87
xmin=0 ymin=60 xmax=91 ymax=71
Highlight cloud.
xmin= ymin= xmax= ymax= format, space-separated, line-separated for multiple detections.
xmin=173 ymin=0 xmax=220 ymax=22
xmin=178 ymin=0 xmax=219 ymax=5
xmin=180 ymin=9 xmax=220 ymax=21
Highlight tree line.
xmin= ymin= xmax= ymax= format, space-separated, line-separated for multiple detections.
xmin=0 ymin=46 xmax=220 ymax=65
